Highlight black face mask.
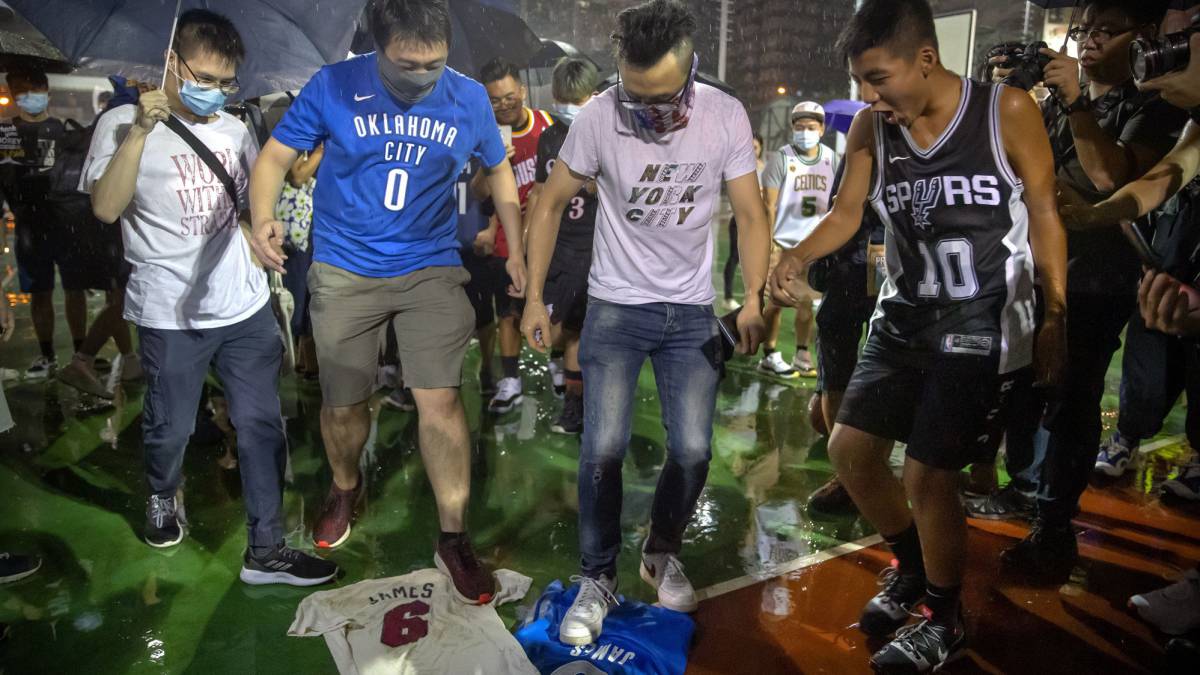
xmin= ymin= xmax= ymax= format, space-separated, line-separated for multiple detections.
xmin=377 ymin=52 xmax=445 ymax=104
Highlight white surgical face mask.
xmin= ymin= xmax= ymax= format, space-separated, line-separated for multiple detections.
xmin=793 ymin=129 xmax=821 ymax=151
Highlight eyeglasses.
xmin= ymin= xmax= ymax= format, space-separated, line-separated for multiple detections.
xmin=174 ymin=52 xmax=241 ymax=95
xmin=617 ymin=53 xmax=698 ymax=107
xmin=488 ymin=93 xmax=523 ymax=109
xmin=1067 ymin=25 xmax=1136 ymax=44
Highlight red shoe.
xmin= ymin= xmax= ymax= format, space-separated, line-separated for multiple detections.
xmin=313 ymin=477 xmax=362 ymax=549
xmin=434 ymin=535 xmax=496 ymax=604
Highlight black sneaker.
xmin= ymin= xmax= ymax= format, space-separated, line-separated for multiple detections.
xmin=1000 ymin=518 xmax=1077 ymax=583
xmin=239 ymin=545 xmax=339 ymax=587
xmin=145 ymin=494 xmax=184 ymax=548
xmin=860 ymin=563 xmax=927 ymax=637
xmin=869 ymin=614 xmax=967 ymax=673
xmin=551 ymin=392 xmax=583 ymax=435
xmin=809 ymin=476 xmax=858 ymax=514
xmin=964 ymin=483 xmax=1035 ymax=521
xmin=0 ymin=552 xmax=41 ymax=584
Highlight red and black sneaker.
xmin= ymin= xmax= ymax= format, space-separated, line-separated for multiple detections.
xmin=313 ymin=476 xmax=363 ymax=549
xmin=434 ymin=534 xmax=496 ymax=605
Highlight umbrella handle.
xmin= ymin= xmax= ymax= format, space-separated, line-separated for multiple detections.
xmin=161 ymin=0 xmax=184 ymax=90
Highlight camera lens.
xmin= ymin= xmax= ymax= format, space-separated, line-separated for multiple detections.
xmin=1130 ymin=38 xmax=1153 ymax=82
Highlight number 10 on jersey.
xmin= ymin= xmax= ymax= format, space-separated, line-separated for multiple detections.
xmin=917 ymin=238 xmax=979 ymax=300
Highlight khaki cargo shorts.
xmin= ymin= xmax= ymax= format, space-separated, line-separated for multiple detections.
xmin=309 ymin=262 xmax=474 ymax=406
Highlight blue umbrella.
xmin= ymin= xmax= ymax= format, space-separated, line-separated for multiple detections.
xmin=822 ymin=99 xmax=868 ymax=134
xmin=5 ymin=0 xmax=369 ymax=100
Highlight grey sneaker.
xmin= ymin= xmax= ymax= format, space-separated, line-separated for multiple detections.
xmin=640 ymin=549 xmax=698 ymax=612
xmin=559 ymin=575 xmax=619 ymax=646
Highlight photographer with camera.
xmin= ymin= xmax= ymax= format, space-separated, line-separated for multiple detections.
xmin=1057 ymin=5 xmax=1200 ymax=639
xmin=993 ymin=0 xmax=1190 ymax=583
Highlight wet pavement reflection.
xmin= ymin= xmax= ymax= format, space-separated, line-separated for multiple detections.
xmin=1 ymin=286 xmax=1195 ymax=673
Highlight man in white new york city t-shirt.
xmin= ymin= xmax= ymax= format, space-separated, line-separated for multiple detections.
xmin=80 ymin=9 xmax=335 ymax=585
xmin=520 ymin=0 xmax=770 ymax=646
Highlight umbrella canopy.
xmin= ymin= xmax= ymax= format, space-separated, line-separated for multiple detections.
xmin=529 ymin=39 xmax=598 ymax=70
xmin=350 ymin=0 xmax=543 ymax=79
xmin=822 ymin=99 xmax=869 ymax=134
xmin=0 ymin=7 xmax=70 ymax=73
xmin=6 ymin=0 xmax=369 ymax=100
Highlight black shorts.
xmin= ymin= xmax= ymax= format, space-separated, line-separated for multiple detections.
xmin=13 ymin=199 xmax=121 ymax=293
xmin=544 ymin=249 xmax=590 ymax=332
xmin=837 ymin=339 xmax=1031 ymax=471
xmin=815 ymin=263 xmax=876 ymax=393
xmin=462 ymin=251 xmax=523 ymax=328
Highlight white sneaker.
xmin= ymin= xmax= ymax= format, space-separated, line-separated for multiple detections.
xmin=792 ymin=350 xmax=817 ymax=378
xmin=488 ymin=377 xmax=523 ymax=414
xmin=1095 ymin=434 xmax=1138 ymax=477
xmin=640 ymin=549 xmax=698 ymax=613
xmin=757 ymin=352 xmax=798 ymax=378
xmin=559 ymin=575 xmax=619 ymax=646
xmin=1162 ymin=462 xmax=1200 ymax=502
xmin=25 ymin=356 xmax=56 ymax=380
xmin=721 ymin=298 xmax=740 ymax=312
xmin=548 ymin=359 xmax=565 ymax=399
xmin=1130 ymin=569 xmax=1200 ymax=635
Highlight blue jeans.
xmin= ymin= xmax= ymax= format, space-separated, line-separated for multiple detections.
xmin=138 ymin=303 xmax=287 ymax=551
xmin=577 ymin=298 xmax=723 ymax=578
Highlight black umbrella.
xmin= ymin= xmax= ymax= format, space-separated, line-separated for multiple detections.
xmin=597 ymin=71 xmax=737 ymax=97
xmin=0 ymin=8 xmax=70 ymax=74
xmin=7 ymin=0 xmax=369 ymax=100
xmin=529 ymin=39 xmax=598 ymax=70
xmin=352 ymin=0 xmax=542 ymax=78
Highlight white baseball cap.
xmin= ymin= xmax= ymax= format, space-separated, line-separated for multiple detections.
xmin=791 ymin=101 xmax=825 ymax=123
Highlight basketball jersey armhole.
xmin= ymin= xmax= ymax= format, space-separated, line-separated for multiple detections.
xmin=868 ymin=113 xmax=885 ymax=203
xmin=989 ymin=85 xmax=1023 ymax=191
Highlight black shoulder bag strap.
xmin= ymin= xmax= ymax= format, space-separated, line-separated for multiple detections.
xmin=162 ymin=114 xmax=240 ymax=219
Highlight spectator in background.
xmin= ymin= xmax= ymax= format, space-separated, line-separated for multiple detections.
xmin=474 ymin=58 xmax=555 ymax=413
xmin=1 ymin=68 xmax=93 ymax=379
xmin=722 ymin=132 xmax=764 ymax=311
xmin=759 ymin=102 xmax=838 ymax=379
xmin=528 ymin=57 xmax=602 ymax=435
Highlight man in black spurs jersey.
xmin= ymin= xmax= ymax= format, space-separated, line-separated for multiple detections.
xmin=771 ymin=1 xmax=1067 ymax=671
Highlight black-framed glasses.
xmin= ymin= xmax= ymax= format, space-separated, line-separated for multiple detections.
xmin=174 ymin=51 xmax=241 ymax=95
xmin=1068 ymin=25 xmax=1136 ymax=44
xmin=616 ymin=52 xmax=699 ymax=107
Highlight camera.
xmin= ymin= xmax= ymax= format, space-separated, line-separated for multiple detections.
xmin=987 ymin=41 xmax=1052 ymax=91
xmin=1131 ymin=14 xmax=1199 ymax=83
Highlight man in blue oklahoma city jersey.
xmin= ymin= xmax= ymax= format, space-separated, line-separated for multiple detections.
xmin=249 ymin=0 xmax=525 ymax=604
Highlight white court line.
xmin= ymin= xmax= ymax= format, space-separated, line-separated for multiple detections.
xmin=695 ymin=534 xmax=884 ymax=602
xmin=1137 ymin=434 xmax=1187 ymax=455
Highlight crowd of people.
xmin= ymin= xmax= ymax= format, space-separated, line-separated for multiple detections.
xmin=2 ymin=0 xmax=1200 ymax=671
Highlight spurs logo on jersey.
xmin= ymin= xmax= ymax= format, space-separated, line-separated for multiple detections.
xmin=867 ymin=78 xmax=1037 ymax=374
xmin=885 ymin=175 xmax=1003 ymax=231
xmin=772 ymin=143 xmax=837 ymax=248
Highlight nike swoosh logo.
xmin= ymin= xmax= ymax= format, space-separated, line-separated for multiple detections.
xmin=354 ymin=94 xmax=375 ymax=102
xmin=889 ymin=155 xmax=911 ymax=164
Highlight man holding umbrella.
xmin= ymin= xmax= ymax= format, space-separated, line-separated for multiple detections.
xmin=250 ymin=0 xmax=525 ymax=604
xmin=81 ymin=8 xmax=338 ymax=586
